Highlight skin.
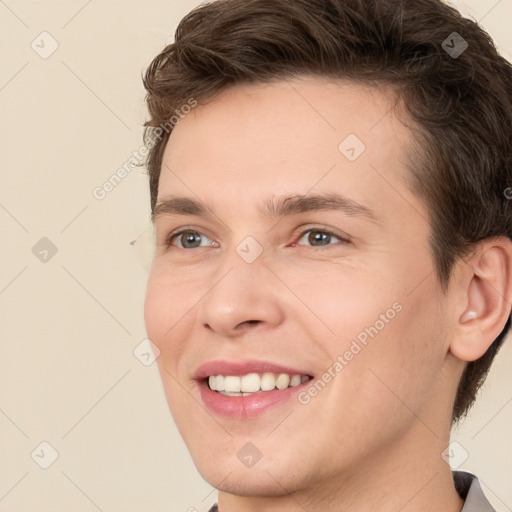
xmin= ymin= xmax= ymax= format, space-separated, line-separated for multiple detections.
xmin=144 ymin=76 xmax=512 ymax=512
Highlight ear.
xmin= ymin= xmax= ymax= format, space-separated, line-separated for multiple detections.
xmin=450 ymin=237 xmax=512 ymax=362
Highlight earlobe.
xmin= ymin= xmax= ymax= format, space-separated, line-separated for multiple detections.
xmin=450 ymin=238 xmax=512 ymax=362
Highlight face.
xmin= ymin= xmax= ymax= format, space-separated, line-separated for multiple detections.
xmin=144 ymin=77 xmax=457 ymax=497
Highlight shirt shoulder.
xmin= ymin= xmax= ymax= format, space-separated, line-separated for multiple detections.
xmin=453 ymin=470 xmax=496 ymax=512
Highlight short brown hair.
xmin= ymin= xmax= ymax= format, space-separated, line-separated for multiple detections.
xmin=142 ymin=0 xmax=512 ymax=425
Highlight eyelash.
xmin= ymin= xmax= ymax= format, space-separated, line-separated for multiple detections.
xmin=164 ymin=226 xmax=349 ymax=250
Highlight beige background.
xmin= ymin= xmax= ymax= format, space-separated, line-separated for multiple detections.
xmin=1 ymin=1 xmax=511 ymax=510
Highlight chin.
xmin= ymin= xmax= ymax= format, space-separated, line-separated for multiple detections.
xmin=193 ymin=456 xmax=314 ymax=498
xmin=205 ymin=472 xmax=299 ymax=497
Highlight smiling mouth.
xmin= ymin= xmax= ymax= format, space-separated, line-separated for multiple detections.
xmin=206 ymin=372 xmax=313 ymax=396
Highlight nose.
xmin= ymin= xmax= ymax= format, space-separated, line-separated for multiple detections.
xmin=198 ymin=250 xmax=285 ymax=338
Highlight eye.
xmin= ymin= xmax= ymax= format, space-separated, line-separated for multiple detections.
xmin=166 ymin=229 xmax=217 ymax=249
xmin=164 ymin=226 xmax=348 ymax=251
xmin=294 ymin=227 xmax=348 ymax=248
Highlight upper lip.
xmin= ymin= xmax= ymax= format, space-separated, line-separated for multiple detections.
xmin=193 ymin=360 xmax=313 ymax=380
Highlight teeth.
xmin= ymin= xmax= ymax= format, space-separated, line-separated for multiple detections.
xmin=207 ymin=372 xmax=311 ymax=393
xmin=217 ymin=391 xmax=258 ymax=397
xmin=290 ymin=375 xmax=301 ymax=387
xmin=215 ymin=375 xmax=225 ymax=391
xmin=224 ymin=376 xmax=241 ymax=392
xmin=219 ymin=391 xmax=243 ymax=396
xmin=275 ymin=373 xmax=290 ymax=390
xmin=241 ymin=373 xmax=260 ymax=392
xmin=261 ymin=372 xmax=276 ymax=391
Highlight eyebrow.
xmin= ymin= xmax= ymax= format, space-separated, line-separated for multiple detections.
xmin=152 ymin=192 xmax=380 ymax=225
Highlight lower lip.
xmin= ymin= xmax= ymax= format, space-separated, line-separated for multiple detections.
xmin=197 ymin=380 xmax=310 ymax=418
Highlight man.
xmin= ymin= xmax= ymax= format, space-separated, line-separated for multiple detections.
xmin=142 ymin=0 xmax=512 ymax=510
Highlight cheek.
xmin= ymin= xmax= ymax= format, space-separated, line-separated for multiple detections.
xmin=335 ymin=277 xmax=446 ymax=421
xmin=143 ymin=267 xmax=186 ymax=357
xmin=307 ymin=259 xmax=445 ymax=413
xmin=143 ymin=273 xmax=167 ymax=346
xmin=144 ymin=263 xmax=210 ymax=379
xmin=144 ymin=271 xmax=193 ymax=419
xmin=282 ymin=259 xmax=403 ymax=350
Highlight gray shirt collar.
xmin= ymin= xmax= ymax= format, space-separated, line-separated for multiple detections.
xmin=454 ymin=470 xmax=495 ymax=512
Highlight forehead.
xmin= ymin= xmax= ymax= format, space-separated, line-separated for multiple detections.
xmin=157 ymin=76 xmax=424 ymax=224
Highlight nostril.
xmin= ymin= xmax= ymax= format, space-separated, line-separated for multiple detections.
xmin=236 ymin=320 xmax=261 ymax=330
